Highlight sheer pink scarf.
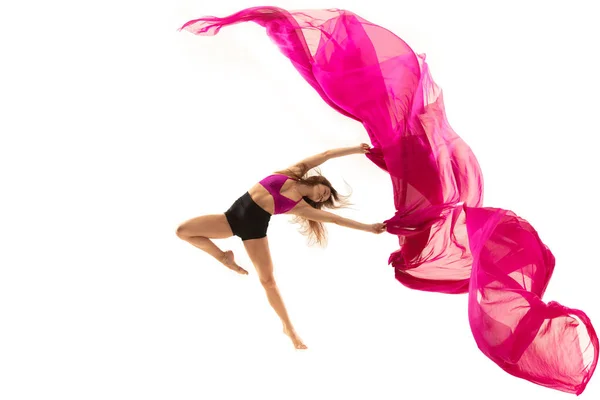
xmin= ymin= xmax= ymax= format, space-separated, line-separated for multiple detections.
xmin=181 ymin=7 xmax=598 ymax=394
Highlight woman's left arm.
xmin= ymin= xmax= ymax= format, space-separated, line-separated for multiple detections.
xmin=289 ymin=144 xmax=370 ymax=171
xmin=324 ymin=144 xmax=370 ymax=161
xmin=279 ymin=144 xmax=371 ymax=176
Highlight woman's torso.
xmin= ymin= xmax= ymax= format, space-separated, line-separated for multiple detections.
xmin=247 ymin=174 xmax=303 ymax=215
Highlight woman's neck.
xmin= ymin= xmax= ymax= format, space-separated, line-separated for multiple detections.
xmin=294 ymin=182 xmax=311 ymax=197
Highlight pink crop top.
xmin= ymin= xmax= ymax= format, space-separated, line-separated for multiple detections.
xmin=258 ymin=174 xmax=302 ymax=214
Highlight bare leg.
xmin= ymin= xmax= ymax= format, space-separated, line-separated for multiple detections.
xmin=244 ymin=237 xmax=307 ymax=350
xmin=182 ymin=236 xmax=248 ymax=275
xmin=176 ymin=214 xmax=248 ymax=275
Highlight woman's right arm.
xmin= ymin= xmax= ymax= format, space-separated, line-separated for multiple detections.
xmin=290 ymin=203 xmax=379 ymax=233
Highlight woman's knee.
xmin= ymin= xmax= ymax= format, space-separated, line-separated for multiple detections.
xmin=260 ymin=276 xmax=277 ymax=289
xmin=176 ymin=224 xmax=190 ymax=239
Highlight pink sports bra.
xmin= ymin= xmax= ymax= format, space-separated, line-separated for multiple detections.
xmin=258 ymin=174 xmax=302 ymax=214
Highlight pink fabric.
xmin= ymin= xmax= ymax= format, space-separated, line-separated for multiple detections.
xmin=181 ymin=7 xmax=598 ymax=394
xmin=465 ymin=206 xmax=598 ymax=394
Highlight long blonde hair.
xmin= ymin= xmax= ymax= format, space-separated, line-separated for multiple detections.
xmin=274 ymin=163 xmax=352 ymax=247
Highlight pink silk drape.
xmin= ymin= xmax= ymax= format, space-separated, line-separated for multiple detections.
xmin=180 ymin=7 xmax=598 ymax=395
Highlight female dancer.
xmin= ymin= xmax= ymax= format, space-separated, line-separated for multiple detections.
xmin=176 ymin=143 xmax=387 ymax=349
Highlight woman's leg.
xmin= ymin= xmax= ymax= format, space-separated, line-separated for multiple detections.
xmin=243 ymin=236 xmax=307 ymax=350
xmin=176 ymin=214 xmax=248 ymax=274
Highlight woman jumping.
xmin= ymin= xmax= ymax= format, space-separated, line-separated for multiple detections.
xmin=176 ymin=143 xmax=387 ymax=349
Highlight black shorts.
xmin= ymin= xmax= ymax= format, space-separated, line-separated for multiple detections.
xmin=224 ymin=192 xmax=271 ymax=241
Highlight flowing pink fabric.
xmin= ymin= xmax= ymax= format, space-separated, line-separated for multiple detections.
xmin=180 ymin=7 xmax=598 ymax=394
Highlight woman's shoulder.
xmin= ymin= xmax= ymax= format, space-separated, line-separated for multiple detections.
xmin=272 ymin=170 xmax=299 ymax=180
xmin=275 ymin=162 xmax=310 ymax=179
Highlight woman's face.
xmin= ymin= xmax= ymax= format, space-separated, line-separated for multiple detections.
xmin=310 ymin=184 xmax=331 ymax=203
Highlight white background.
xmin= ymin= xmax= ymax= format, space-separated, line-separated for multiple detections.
xmin=1 ymin=0 xmax=598 ymax=399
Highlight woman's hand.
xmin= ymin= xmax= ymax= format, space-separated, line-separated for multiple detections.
xmin=368 ymin=222 xmax=387 ymax=234
xmin=355 ymin=143 xmax=371 ymax=154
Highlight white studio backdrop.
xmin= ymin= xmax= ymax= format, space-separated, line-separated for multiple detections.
xmin=0 ymin=0 xmax=598 ymax=399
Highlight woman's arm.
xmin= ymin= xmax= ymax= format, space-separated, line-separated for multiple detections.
xmin=289 ymin=203 xmax=383 ymax=233
xmin=281 ymin=144 xmax=371 ymax=175
xmin=326 ymin=143 xmax=371 ymax=159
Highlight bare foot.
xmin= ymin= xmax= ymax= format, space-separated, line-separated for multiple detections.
xmin=283 ymin=326 xmax=308 ymax=350
xmin=221 ymin=250 xmax=248 ymax=275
